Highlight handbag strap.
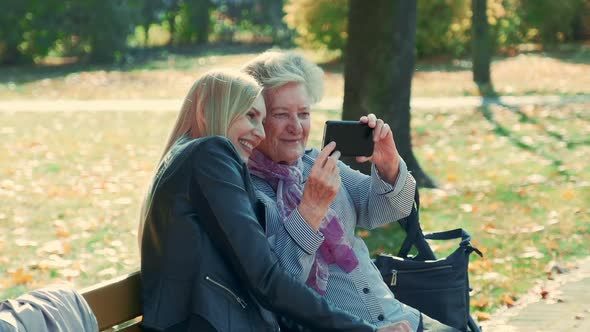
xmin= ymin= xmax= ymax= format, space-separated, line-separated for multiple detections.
xmin=397 ymin=188 xmax=436 ymax=260
xmin=425 ymin=228 xmax=484 ymax=257
xmin=424 ymin=228 xmax=470 ymax=244
xmin=397 ymin=188 xmax=483 ymax=259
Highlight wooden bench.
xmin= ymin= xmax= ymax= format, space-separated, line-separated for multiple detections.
xmin=80 ymin=271 xmax=142 ymax=332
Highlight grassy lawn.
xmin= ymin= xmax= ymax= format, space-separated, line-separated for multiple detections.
xmin=1 ymin=103 xmax=588 ymax=317
xmin=0 ymin=44 xmax=588 ymax=100
xmin=0 ymin=47 xmax=589 ymax=319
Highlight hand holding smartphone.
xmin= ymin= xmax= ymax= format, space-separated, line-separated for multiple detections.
xmin=322 ymin=120 xmax=374 ymax=157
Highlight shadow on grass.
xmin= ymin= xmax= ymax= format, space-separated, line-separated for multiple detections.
xmin=540 ymin=43 xmax=590 ymax=65
xmin=0 ymin=42 xmax=274 ymax=85
xmin=475 ymin=82 xmax=590 ymax=178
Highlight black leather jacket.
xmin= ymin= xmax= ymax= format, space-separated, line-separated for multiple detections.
xmin=140 ymin=136 xmax=376 ymax=332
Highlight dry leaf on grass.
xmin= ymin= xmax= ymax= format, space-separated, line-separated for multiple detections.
xmin=470 ymin=297 xmax=489 ymax=309
xmin=500 ymin=293 xmax=516 ymax=307
xmin=10 ymin=268 xmax=33 ymax=285
xmin=475 ymin=311 xmax=491 ymax=322
xmin=356 ymin=230 xmax=371 ymax=238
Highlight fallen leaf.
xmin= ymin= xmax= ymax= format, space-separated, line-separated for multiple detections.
xmin=55 ymin=228 xmax=70 ymax=238
xmin=356 ymin=230 xmax=371 ymax=238
xmin=562 ymin=189 xmax=575 ymax=200
xmin=470 ymin=297 xmax=489 ymax=309
xmin=500 ymin=293 xmax=516 ymax=307
xmin=540 ymin=289 xmax=549 ymax=299
xmin=475 ymin=311 xmax=491 ymax=322
xmin=11 ymin=268 xmax=33 ymax=285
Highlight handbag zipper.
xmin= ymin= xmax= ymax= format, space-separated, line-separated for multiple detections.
xmin=390 ymin=265 xmax=453 ymax=287
xmin=205 ymin=276 xmax=248 ymax=309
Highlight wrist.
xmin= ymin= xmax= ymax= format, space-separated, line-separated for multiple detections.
xmin=376 ymin=156 xmax=400 ymax=184
xmin=298 ymin=202 xmax=326 ymax=231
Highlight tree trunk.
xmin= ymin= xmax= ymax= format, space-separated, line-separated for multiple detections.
xmin=472 ymin=0 xmax=493 ymax=95
xmin=190 ymin=0 xmax=212 ymax=45
xmin=342 ymin=0 xmax=436 ymax=188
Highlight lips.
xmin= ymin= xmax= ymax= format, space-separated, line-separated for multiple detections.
xmin=238 ymin=139 xmax=257 ymax=155
xmin=280 ymin=138 xmax=302 ymax=144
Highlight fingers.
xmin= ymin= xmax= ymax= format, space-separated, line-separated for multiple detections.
xmin=317 ymin=141 xmax=336 ymax=166
xmin=329 ymin=150 xmax=341 ymax=166
xmin=380 ymin=123 xmax=391 ymax=139
xmin=359 ymin=113 xmax=377 ymax=127
xmin=359 ymin=114 xmax=391 ymax=140
xmin=356 ymin=155 xmax=371 ymax=163
xmin=377 ymin=321 xmax=412 ymax=332
xmin=373 ymin=118 xmax=385 ymax=141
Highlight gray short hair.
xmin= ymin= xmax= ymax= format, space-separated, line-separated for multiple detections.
xmin=242 ymin=50 xmax=324 ymax=104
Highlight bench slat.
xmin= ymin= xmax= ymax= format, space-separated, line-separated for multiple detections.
xmin=81 ymin=271 xmax=142 ymax=331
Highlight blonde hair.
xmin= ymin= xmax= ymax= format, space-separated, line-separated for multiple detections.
xmin=138 ymin=69 xmax=262 ymax=248
xmin=242 ymin=50 xmax=325 ymax=103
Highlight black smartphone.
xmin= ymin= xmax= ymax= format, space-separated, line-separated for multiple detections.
xmin=322 ymin=120 xmax=374 ymax=157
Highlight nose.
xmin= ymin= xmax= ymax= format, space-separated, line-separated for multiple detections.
xmin=287 ymin=115 xmax=303 ymax=135
xmin=253 ymin=121 xmax=265 ymax=140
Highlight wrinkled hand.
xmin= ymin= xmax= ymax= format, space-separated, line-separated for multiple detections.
xmin=357 ymin=113 xmax=400 ymax=184
xmin=376 ymin=320 xmax=413 ymax=332
xmin=299 ymin=142 xmax=341 ymax=230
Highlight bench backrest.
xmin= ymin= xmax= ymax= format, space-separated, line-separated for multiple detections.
xmin=80 ymin=271 xmax=142 ymax=332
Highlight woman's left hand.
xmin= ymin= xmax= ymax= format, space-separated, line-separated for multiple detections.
xmin=357 ymin=113 xmax=400 ymax=184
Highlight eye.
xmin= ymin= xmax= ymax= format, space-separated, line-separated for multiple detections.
xmin=273 ymin=112 xmax=288 ymax=119
xmin=246 ymin=111 xmax=256 ymax=119
xmin=299 ymin=112 xmax=310 ymax=119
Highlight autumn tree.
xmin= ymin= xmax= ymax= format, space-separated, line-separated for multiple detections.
xmin=472 ymin=0 xmax=494 ymax=96
xmin=342 ymin=0 xmax=435 ymax=188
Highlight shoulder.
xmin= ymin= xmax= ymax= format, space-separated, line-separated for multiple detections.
xmin=179 ymin=136 xmax=243 ymax=163
xmin=162 ymin=136 xmax=244 ymax=174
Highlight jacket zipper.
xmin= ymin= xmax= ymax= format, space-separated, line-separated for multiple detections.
xmin=205 ymin=276 xmax=248 ymax=309
xmin=390 ymin=265 xmax=453 ymax=287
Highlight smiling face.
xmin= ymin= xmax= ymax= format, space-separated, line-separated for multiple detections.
xmin=227 ymin=94 xmax=266 ymax=162
xmin=256 ymin=82 xmax=311 ymax=165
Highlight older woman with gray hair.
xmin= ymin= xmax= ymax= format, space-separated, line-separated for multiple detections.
xmin=242 ymin=51 xmax=458 ymax=332
xmin=138 ymin=69 xmax=409 ymax=332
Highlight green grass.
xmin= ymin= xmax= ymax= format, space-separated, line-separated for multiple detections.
xmin=0 ymin=46 xmax=589 ymax=317
xmin=1 ymin=102 xmax=589 ymax=317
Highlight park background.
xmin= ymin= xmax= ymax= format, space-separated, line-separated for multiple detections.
xmin=0 ymin=0 xmax=589 ymax=325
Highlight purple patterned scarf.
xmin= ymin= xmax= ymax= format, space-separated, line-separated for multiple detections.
xmin=248 ymin=149 xmax=359 ymax=295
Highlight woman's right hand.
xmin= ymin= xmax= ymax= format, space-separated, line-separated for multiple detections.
xmin=299 ymin=142 xmax=341 ymax=231
xmin=377 ymin=320 xmax=412 ymax=332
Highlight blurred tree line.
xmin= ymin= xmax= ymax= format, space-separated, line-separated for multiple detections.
xmin=286 ymin=0 xmax=589 ymax=56
xmin=0 ymin=0 xmax=588 ymax=65
xmin=0 ymin=0 xmax=290 ymax=64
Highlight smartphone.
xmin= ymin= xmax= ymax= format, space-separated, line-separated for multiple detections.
xmin=322 ymin=120 xmax=374 ymax=157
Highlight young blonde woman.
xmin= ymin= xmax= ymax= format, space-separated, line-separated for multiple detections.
xmin=138 ymin=69 xmax=410 ymax=332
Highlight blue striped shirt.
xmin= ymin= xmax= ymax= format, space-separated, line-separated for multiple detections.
xmin=251 ymin=149 xmax=420 ymax=331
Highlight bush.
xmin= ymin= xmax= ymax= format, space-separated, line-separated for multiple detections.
xmin=284 ymin=0 xmax=588 ymax=59
xmin=416 ymin=0 xmax=470 ymax=57
xmin=519 ymin=0 xmax=587 ymax=44
xmin=0 ymin=0 xmax=140 ymax=64
xmin=284 ymin=0 xmax=349 ymax=52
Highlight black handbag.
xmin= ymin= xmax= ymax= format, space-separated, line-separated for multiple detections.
xmin=374 ymin=188 xmax=483 ymax=332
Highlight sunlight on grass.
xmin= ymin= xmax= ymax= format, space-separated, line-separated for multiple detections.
xmin=0 ymin=111 xmax=173 ymax=295
xmin=1 ymin=103 xmax=589 ymax=315
xmin=0 ymin=47 xmax=588 ymax=100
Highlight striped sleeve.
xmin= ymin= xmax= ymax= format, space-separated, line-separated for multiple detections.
xmin=340 ymin=158 xmax=416 ymax=230
xmin=253 ymin=182 xmax=321 ymax=283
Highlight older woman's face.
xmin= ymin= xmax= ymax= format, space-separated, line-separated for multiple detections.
xmin=256 ymin=82 xmax=311 ymax=165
